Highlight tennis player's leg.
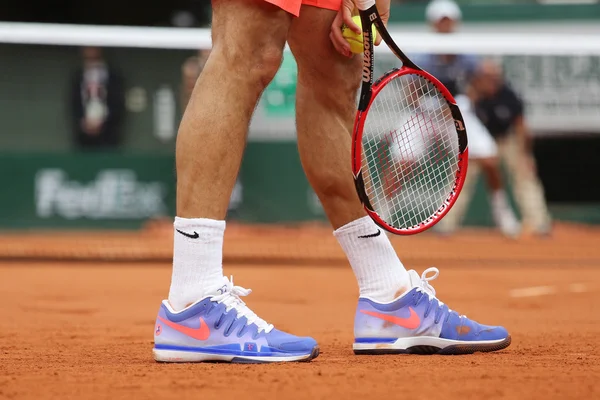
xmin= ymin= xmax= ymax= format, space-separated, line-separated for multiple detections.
xmin=498 ymin=135 xmax=552 ymax=235
xmin=455 ymin=95 xmax=520 ymax=237
xmin=434 ymin=162 xmax=480 ymax=235
xmin=383 ymin=130 xmax=428 ymax=222
xmin=173 ymin=0 xmax=289 ymax=307
xmin=288 ymin=4 xmax=411 ymax=303
xmin=290 ymin=10 xmax=510 ymax=354
xmin=478 ymin=156 xmax=521 ymax=238
xmin=154 ymin=0 xmax=319 ymax=363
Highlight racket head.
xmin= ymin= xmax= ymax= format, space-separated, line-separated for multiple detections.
xmin=352 ymin=67 xmax=469 ymax=235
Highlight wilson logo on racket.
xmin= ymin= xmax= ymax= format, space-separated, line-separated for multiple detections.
xmin=362 ymin=32 xmax=372 ymax=83
xmin=454 ymin=119 xmax=466 ymax=131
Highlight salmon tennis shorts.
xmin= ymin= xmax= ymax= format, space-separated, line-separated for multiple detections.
xmin=265 ymin=0 xmax=342 ymax=17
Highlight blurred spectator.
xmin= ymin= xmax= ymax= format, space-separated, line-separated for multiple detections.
xmin=181 ymin=49 xmax=210 ymax=110
xmin=418 ymin=0 xmax=521 ymax=237
xmin=473 ymin=60 xmax=553 ymax=236
xmin=70 ymin=46 xmax=125 ymax=149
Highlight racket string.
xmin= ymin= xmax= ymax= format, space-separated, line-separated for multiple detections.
xmin=362 ymin=73 xmax=459 ymax=229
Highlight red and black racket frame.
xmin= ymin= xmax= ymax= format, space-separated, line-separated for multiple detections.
xmin=352 ymin=5 xmax=469 ymax=235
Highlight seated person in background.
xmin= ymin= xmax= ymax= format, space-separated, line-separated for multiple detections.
xmin=473 ymin=60 xmax=552 ymax=236
xmin=70 ymin=46 xmax=125 ymax=150
xmin=416 ymin=0 xmax=520 ymax=237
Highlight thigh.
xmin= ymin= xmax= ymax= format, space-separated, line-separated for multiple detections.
xmin=211 ymin=0 xmax=293 ymax=59
xmin=288 ymin=5 xmax=361 ymax=89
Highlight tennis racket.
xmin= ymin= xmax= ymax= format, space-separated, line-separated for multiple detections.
xmin=352 ymin=0 xmax=468 ymax=235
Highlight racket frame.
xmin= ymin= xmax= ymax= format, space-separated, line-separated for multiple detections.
xmin=352 ymin=5 xmax=469 ymax=235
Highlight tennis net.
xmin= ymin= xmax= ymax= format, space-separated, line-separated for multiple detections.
xmin=0 ymin=23 xmax=599 ymax=263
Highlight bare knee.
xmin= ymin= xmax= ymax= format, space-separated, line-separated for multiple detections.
xmin=252 ymin=46 xmax=285 ymax=88
xmin=210 ymin=0 xmax=290 ymax=90
xmin=209 ymin=42 xmax=284 ymax=93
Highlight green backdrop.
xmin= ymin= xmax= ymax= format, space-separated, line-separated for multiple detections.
xmin=6 ymin=146 xmax=593 ymax=230
xmin=2 ymin=0 xmax=600 ymax=229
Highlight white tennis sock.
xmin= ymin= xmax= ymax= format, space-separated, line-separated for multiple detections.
xmin=168 ymin=217 xmax=226 ymax=311
xmin=334 ymin=216 xmax=410 ymax=302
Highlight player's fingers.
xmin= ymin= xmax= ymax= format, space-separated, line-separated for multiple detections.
xmin=374 ymin=28 xmax=383 ymax=46
xmin=342 ymin=2 xmax=361 ymax=34
xmin=330 ymin=12 xmax=352 ymax=57
xmin=374 ymin=10 xmax=389 ymax=46
xmin=330 ymin=31 xmax=352 ymax=58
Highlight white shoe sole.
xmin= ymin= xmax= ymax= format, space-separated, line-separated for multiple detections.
xmin=353 ymin=335 xmax=511 ymax=355
xmin=153 ymin=347 xmax=319 ymax=363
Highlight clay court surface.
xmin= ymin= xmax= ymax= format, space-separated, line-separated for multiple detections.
xmin=1 ymin=223 xmax=599 ymax=399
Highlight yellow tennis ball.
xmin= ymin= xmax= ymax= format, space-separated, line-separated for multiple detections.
xmin=341 ymin=15 xmax=378 ymax=54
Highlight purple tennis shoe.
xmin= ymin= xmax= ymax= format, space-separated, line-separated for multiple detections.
xmin=353 ymin=267 xmax=511 ymax=355
xmin=153 ymin=276 xmax=319 ymax=363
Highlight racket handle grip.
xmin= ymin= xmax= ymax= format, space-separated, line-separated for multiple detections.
xmin=355 ymin=0 xmax=376 ymax=11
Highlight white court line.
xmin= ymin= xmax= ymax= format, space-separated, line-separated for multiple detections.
xmin=509 ymin=283 xmax=590 ymax=298
xmin=509 ymin=286 xmax=557 ymax=298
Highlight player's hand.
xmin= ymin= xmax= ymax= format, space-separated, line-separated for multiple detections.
xmin=330 ymin=0 xmax=391 ymax=57
xmin=330 ymin=0 xmax=358 ymax=58
xmin=373 ymin=0 xmax=391 ymax=46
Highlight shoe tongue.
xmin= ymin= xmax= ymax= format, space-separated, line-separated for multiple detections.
xmin=407 ymin=270 xmax=422 ymax=288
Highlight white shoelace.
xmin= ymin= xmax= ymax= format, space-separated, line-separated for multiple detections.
xmin=415 ymin=267 xmax=465 ymax=319
xmin=416 ymin=267 xmax=440 ymax=299
xmin=210 ymin=276 xmax=274 ymax=334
